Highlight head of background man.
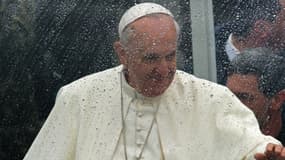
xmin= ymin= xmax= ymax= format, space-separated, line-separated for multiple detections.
xmin=269 ymin=0 xmax=285 ymax=50
xmin=230 ymin=0 xmax=285 ymax=51
xmin=226 ymin=48 xmax=285 ymax=137
xmin=114 ymin=3 xmax=180 ymax=97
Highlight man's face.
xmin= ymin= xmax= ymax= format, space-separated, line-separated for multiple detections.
xmin=121 ymin=15 xmax=177 ymax=97
xmin=270 ymin=0 xmax=285 ymax=49
xmin=226 ymin=74 xmax=271 ymax=130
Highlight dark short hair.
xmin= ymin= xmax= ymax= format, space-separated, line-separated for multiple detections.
xmin=228 ymin=0 xmax=281 ymax=38
xmin=227 ymin=48 xmax=285 ymax=97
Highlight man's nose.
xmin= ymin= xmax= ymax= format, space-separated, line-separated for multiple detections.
xmin=156 ymin=60 xmax=170 ymax=76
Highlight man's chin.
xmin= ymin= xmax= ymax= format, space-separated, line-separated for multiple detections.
xmin=142 ymin=86 xmax=168 ymax=97
xmin=139 ymin=79 xmax=173 ymax=97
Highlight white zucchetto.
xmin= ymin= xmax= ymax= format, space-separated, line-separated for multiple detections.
xmin=118 ymin=2 xmax=174 ymax=38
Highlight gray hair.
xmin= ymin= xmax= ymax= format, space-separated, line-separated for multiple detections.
xmin=227 ymin=47 xmax=285 ymax=97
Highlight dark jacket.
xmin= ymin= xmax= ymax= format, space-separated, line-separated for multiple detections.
xmin=215 ymin=25 xmax=232 ymax=85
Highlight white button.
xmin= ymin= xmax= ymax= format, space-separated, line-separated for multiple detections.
xmin=136 ymin=149 xmax=141 ymax=158
xmin=137 ymin=112 xmax=143 ymax=117
xmin=136 ymin=127 xmax=142 ymax=132
xmin=136 ymin=139 xmax=144 ymax=145
xmin=135 ymin=149 xmax=144 ymax=159
xmin=136 ymin=124 xmax=143 ymax=131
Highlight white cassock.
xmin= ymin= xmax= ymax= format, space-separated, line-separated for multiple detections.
xmin=23 ymin=65 xmax=280 ymax=160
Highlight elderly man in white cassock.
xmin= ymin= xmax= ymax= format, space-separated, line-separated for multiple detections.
xmin=24 ymin=2 xmax=285 ymax=160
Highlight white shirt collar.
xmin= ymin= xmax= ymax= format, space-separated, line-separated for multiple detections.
xmin=225 ymin=34 xmax=240 ymax=61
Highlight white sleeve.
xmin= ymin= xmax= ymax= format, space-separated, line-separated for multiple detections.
xmin=244 ymin=140 xmax=281 ymax=160
xmin=213 ymin=87 xmax=281 ymax=160
xmin=23 ymin=87 xmax=80 ymax=160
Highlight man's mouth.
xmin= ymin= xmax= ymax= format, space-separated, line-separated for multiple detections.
xmin=146 ymin=71 xmax=175 ymax=82
xmin=151 ymin=78 xmax=164 ymax=83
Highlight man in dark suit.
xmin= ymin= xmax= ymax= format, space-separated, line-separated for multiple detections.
xmin=215 ymin=0 xmax=284 ymax=85
xmin=227 ymin=48 xmax=285 ymax=145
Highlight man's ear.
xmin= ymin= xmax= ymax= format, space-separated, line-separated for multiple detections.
xmin=113 ymin=41 xmax=127 ymax=65
xmin=280 ymin=0 xmax=285 ymax=8
xmin=253 ymin=20 xmax=272 ymax=38
xmin=271 ymin=90 xmax=285 ymax=110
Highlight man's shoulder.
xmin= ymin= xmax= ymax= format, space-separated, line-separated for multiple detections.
xmin=175 ymin=70 xmax=231 ymax=95
xmin=175 ymin=70 xmax=218 ymax=86
xmin=172 ymin=70 xmax=238 ymax=114
xmin=61 ymin=65 xmax=122 ymax=92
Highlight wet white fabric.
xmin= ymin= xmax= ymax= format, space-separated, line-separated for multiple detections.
xmin=24 ymin=65 xmax=280 ymax=160
xmin=112 ymin=72 xmax=162 ymax=160
xmin=118 ymin=2 xmax=173 ymax=38
xmin=112 ymin=94 xmax=162 ymax=160
xmin=226 ymin=34 xmax=240 ymax=61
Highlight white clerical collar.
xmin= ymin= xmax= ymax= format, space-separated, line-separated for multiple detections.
xmin=225 ymin=34 xmax=241 ymax=61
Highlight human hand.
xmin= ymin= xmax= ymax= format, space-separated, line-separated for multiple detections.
xmin=254 ymin=143 xmax=285 ymax=160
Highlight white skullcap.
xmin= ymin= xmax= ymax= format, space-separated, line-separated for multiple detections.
xmin=118 ymin=2 xmax=174 ymax=38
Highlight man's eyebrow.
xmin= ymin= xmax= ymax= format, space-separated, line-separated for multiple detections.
xmin=142 ymin=50 xmax=175 ymax=58
xmin=235 ymin=92 xmax=250 ymax=96
xmin=167 ymin=51 xmax=175 ymax=56
xmin=136 ymin=47 xmax=145 ymax=52
xmin=143 ymin=53 xmax=160 ymax=58
xmin=234 ymin=92 xmax=254 ymax=99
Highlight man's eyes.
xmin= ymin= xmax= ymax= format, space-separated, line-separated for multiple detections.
xmin=143 ymin=52 xmax=175 ymax=62
xmin=166 ymin=53 xmax=175 ymax=61
xmin=235 ymin=93 xmax=254 ymax=102
xmin=143 ymin=54 xmax=159 ymax=62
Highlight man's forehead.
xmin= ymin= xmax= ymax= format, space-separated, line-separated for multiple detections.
xmin=231 ymin=73 xmax=258 ymax=80
xmin=228 ymin=74 xmax=259 ymax=88
xmin=129 ymin=15 xmax=175 ymax=32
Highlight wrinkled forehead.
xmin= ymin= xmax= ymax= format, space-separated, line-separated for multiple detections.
xmin=129 ymin=14 xmax=176 ymax=34
xmin=227 ymin=74 xmax=260 ymax=91
xmin=126 ymin=15 xmax=177 ymax=48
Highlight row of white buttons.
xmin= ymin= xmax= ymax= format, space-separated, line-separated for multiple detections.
xmin=134 ymin=100 xmax=156 ymax=160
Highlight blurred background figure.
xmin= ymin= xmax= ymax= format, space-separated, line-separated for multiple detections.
xmin=215 ymin=0 xmax=285 ymax=84
xmin=226 ymin=48 xmax=285 ymax=144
